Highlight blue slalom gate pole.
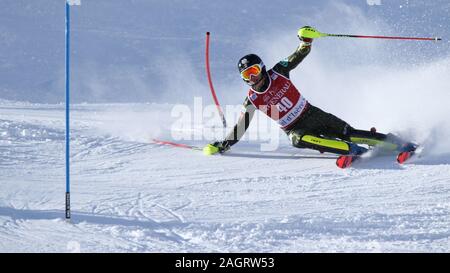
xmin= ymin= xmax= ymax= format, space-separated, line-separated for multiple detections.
xmin=65 ymin=1 xmax=71 ymax=219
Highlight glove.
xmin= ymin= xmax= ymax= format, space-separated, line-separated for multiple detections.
xmin=203 ymin=141 xmax=230 ymax=155
xmin=297 ymin=25 xmax=317 ymax=44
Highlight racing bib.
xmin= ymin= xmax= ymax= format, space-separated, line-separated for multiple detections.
xmin=248 ymin=70 xmax=308 ymax=129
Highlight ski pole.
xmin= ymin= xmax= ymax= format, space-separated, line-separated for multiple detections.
xmin=205 ymin=32 xmax=227 ymax=128
xmin=152 ymin=139 xmax=202 ymax=151
xmin=299 ymin=27 xmax=442 ymax=41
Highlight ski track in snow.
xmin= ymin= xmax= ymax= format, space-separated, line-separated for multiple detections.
xmin=0 ymin=102 xmax=449 ymax=252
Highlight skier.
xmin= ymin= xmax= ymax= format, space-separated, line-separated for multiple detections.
xmin=204 ymin=26 xmax=417 ymax=167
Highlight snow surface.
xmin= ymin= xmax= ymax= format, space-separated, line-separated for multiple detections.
xmin=1 ymin=0 xmax=450 ymax=252
xmin=0 ymin=101 xmax=449 ymax=252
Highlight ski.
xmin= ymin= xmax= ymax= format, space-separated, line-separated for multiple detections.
xmin=153 ymin=138 xmax=420 ymax=166
xmin=336 ymin=142 xmax=420 ymax=168
xmin=397 ymin=151 xmax=414 ymax=164
xmin=396 ymin=143 xmax=419 ymax=164
xmin=336 ymin=154 xmax=360 ymax=169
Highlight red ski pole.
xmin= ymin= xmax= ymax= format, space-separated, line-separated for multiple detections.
xmin=152 ymin=139 xmax=201 ymax=151
xmin=325 ymin=33 xmax=442 ymax=41
xmin=299 ymin=27 xmax=442 ymax=41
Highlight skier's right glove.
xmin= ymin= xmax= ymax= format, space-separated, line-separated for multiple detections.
xmin=297 ymin=26 xmax=316 ymax=44
xmin=203 ymin=141 xmax=230 ymax=155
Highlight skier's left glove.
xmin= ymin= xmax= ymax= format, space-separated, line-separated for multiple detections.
xmin=203 ymin=141 xmax=230 ymax=155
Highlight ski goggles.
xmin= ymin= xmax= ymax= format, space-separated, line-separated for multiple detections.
xmin=240 ymin=63 xmax=263 ymax=81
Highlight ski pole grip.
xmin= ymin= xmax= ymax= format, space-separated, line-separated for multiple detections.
xmin=298 ymin=27 xmax=324 ymax=39
xmin=203 ymin=144 xmax=219 ymax=155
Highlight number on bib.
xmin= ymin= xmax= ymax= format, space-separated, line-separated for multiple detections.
xmin=276 ymin=97 xmax=293 ymax=113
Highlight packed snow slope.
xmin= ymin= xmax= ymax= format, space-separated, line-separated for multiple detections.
xmin=0 ymin=101 xmax=449 ymax=252
xmin=1 ymin=0 xmax=450 ymax=252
